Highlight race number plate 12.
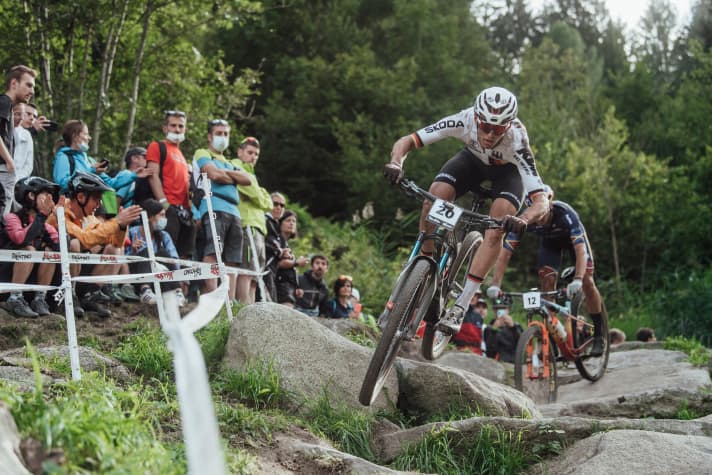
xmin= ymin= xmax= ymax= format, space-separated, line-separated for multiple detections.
xmin=522 ymin=291 xmax=541 ymax=310
xmin=426 ymin=198 xmax=463 ymax=230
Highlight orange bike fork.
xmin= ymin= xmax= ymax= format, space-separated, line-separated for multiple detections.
xmin=526 ymin=321 xmax=551 ymax=379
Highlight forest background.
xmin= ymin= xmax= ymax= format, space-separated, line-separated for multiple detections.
xmin=1 ymin=0 xmax=711 ymax=343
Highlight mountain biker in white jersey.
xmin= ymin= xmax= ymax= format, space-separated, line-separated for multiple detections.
xmin=384 ymin=86 xmax=549 ymax=334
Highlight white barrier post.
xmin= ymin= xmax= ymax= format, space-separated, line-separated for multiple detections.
xmin=140 ymin=211 xmax=169 ymax=326
xmin=56 ymin=207 xmax=82 ymax=381
xmin=201 ymin=172 xmax=234 ymax=320
xmin=245 ymin=226 xmax=267 ymax=302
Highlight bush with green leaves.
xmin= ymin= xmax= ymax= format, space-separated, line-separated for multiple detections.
xmin=664 ymin=336 xmax=712 ymax=367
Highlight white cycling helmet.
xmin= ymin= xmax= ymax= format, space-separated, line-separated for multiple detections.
xmin=474 ymin=86 xmax=518 ymax=125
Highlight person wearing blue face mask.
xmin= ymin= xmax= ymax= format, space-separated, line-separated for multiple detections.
xmin=125 ymin=198 xmax=182 ymax=305
xmin=483 ymin=296 xmax=523 ymax=364
xmin=53 ymin=120 xmax=144 ymax=197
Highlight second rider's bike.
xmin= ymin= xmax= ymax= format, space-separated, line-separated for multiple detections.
xmin=358 ymin=178 xmax=500 ymax=406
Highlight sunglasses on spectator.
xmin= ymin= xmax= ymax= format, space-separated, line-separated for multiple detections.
xmin=164 ymin=110 xmax=186 ymax=118
xmin=338 ymin=275 xmax=353 ymax=282
xmin=477 ymin=120 xmax=509 ymax=136
xmin=209 ymin=119 xmax=228 ymax=126
xmin=273 ymin=201 xmax=285 ymax=208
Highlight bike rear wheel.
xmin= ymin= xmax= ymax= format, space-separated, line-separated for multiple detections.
xmin=514 ymin=325 xmax=558 ymax=404
xmin=572 ymin=294 xmax=610 ymax=381
xmin=359 ymin=260 xmax=433 ymax=406
xmin=422 ymin=231 xmax=483 ymax=360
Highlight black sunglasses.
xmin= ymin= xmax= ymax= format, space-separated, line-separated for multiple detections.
xmin=273 ymin=201 xmax=285 ymax=208
xmin=164 ymin=110 xmax=186 ymax=118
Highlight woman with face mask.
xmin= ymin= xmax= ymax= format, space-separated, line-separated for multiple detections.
xmin=124 ymin=198 xmax=184 ymax=305
xmin=53 ymin=120 xmax=150 ymax=200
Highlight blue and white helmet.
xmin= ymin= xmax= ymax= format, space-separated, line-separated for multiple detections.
xmin=474 ymin=87 xmax=518 ymax=125
xmin=525 ymin=184 xmax=554 ymax=207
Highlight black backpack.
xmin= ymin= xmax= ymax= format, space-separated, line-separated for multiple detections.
xmin=134 ymin=141 xmax=205 ymax=209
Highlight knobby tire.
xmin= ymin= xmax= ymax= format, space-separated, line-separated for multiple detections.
xmin=514 ymin=325 xmax=558 ymax=404
xmin=359 ymin=260 xmax=433 ymax=406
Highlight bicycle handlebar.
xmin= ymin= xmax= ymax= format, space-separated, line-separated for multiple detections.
xmin=398 ymin=178 xmax=502 ymax=229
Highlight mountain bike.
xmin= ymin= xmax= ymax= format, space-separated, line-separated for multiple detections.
xmin=358 ymin=178 xmax=500 ymax=406
xmin=507 ymin=274 xmax=610 ymax=403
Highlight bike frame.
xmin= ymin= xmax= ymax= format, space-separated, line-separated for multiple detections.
xmin=525 ymin=296 xmax=592 ymax=362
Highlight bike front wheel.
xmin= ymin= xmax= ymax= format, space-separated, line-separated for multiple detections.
xmin=571 ymin=294 xmax=610 ymax=381
xmin=359 ymin=260 xmax=434 ymax=406
xmin=514 ymin=325 xmax=558 ymax=404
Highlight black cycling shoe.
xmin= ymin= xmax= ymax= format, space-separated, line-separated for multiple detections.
xmin=81 ymin=292 xmax=112 ymax=318
xmin=590 ymin=336 xmax=605 ymax=356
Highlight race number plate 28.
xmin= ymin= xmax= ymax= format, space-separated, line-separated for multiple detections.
xmin=522 ymin=291 xmax=541 ymax=310
xmin=426 ymin=199 xmax=463 ymax=230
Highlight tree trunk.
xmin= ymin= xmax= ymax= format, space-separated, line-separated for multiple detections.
xmin=30 ymin=0 xmax=54 ymax=178
xmin=77 ymin=27 xmax=92 ymax=121
xmin=92 ymin=0 xmax=130 ymax=154
xmin=124 ymin=0 xmax=155 ymax=157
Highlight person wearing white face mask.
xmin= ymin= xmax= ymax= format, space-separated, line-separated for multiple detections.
xmin=192 ymin=119 xmax=252 ymax=302
xmin=53 ymin=120 xmax=147 ymax=197
xmin=125 ymin=198 xmax=183 ymax=305
xmin=141 ymin=110 xmax=195 ymax=263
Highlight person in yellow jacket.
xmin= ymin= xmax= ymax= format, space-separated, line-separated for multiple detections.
xmin=47 ymin=171 xmax=142 ymax=317
xmin=230 ymin=136 xmax=273 ymax=303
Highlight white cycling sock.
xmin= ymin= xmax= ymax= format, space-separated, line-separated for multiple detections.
xmin=455 ymin=278 xmax=482 ymax=310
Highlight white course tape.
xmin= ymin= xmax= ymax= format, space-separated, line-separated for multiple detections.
xmin=162 ymin=270 xmax=228 ymax=475
xmin=0 ymin=283 xmax=59 ymax=293
xmin=0 ymin=248 xmax=147 ymax=265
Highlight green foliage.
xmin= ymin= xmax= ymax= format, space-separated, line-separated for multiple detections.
xmin=0 ymin=374 xmax=183 ymax=474
xmin=215 ymin=359 xmax=286 ymax=410
xmin=112 ymin=320 xmax=173 ymax=381
xmin=664 ymin=336 xmax=712 ymax=367
xmin=391 ymin=424 xmax=536 ymax=475
xmin=675 ymin=400 xmax=703 ymax=420
xmin=195 ymin=314 xmax=232 ymax=373
xmin=305 ymin=389 xmax=375 ymax=461
xmin=654 ymin=269 xmax=712 ymax=346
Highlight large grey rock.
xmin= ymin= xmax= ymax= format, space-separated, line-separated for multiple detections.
xmin=528 ymin=429 xmax=712 ymax=475
xmin=396 ymin=359 xmax=540 ymax=421
xmin=610 ymin=340 xmax=665 ymax=352
xmin=0 ymin=366 xmax=55 ymax=391
xmin=223 ymin=303 xmax=398 ymax=411
xmin=434 ymin=351 xmax=506 ymax=383
xmin=1 ymin=346 xmax=132 ymax=383
xmin=0 ymin=402 xmax=30 ymax=475
xmin=373 ymin=415 xmax=712 ymax=464
xmin=542 ymin=349 xmax=712 ymax=418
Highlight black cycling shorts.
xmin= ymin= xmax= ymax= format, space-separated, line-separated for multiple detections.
xmin=433 ymin=148 xmax=524 ymax=209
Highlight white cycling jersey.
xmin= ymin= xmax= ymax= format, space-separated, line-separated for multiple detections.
xmin=413 ymin=107 xmax=543 ymax=194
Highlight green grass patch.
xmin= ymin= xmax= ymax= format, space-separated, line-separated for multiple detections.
xmin=0 ymin=373 xmax=183 ymax=474
xmin=391 ymin=424 xmax=536 ymax=475
xmin=664 ymin=336 xmax=712 ymax=367
xmin=304 ymin=389 xmax=375 ymax=461
xmin=195 ymin=314 xmax=232 ymax=373
xmin=675 ymin=400 xmax=703 ymax=420
xmin=214 ymin=358 xmax=286 ymax=410
xmin=112 ymin=321 xmax=173 ymax=381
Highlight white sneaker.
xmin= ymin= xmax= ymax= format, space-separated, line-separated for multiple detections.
xmin=175 ymin=289 xmax=186 ymax=307
xmin=140 ymin=287 xmax=157 ymax=305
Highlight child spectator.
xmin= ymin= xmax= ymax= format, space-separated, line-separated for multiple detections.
xmin=294 ymin=254 xmax=330 ymax=317
xmin=2 ymin=177 xmax=60 ymax=317
xmin=324 ymin=275 xmax=359 ymax=319
xmin=609 ymin=328 xmax=626 ymax=346
xmin=124 ymin=198 xmax=183 ymax=305
xmin=636 ymin=327 xmax=657 ymax=342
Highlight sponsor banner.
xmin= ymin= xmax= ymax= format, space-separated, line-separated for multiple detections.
xmin=0 ymin=282 xmax=59 ymax=293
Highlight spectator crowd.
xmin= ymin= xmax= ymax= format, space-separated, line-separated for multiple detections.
xmin=0 ymin=64 xmax=364 ymax=320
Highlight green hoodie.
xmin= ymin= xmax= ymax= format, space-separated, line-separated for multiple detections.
xmin=230 ymin=159 xmax=272 ymax=234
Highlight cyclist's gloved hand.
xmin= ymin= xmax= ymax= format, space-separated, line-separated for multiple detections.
xmin=566 ymin=278 xmax=583 ymax=300
xmin=486 ymin=286 xmax=502 ymax=300
xmin=383 ymin=162 xmax=404 ymax=184
xmin=502 ymin=215 xmax=528 ymax=234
